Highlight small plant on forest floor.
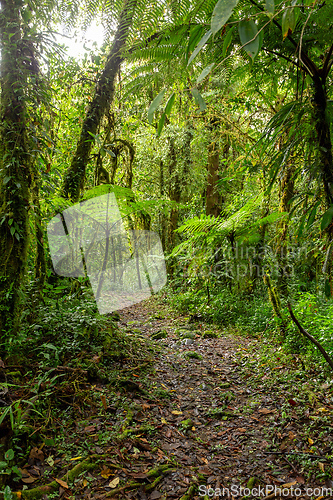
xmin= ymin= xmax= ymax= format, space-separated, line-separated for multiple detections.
xmin=0 ymin=448 xmax=22 ymax=483
xmin=184 ymin=351 xmax=202 ymax=360
xmin=152 ymin=388 xmax=172 ymax=399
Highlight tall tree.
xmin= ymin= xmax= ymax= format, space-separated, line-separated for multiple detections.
xmin=62 ymin=0 xmax=138 ymax=201
xmin=0 ymin=0 xmax=34 ymax=343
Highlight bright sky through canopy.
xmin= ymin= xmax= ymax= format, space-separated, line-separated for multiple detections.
xmin=55 ymin=20 xmax=105 ymax=58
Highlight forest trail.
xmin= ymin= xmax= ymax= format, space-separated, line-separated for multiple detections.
xmin=13 ymin=298 xmax=333 ymax=500
xmin=76 ymin=298 xmax=331 ymax=500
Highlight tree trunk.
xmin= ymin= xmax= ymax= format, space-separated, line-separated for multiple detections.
xmin=159 ymin=160 xmax=166 ymax=250
xmin=33 ymin=173 xmax=47 ymax=293
xmin=311 ymin=71 xmax=333 ymax=295
xmin=206 ymin=141 xmax=221 ymax=217
xmin=312 ymin=75 xmax=333 ymax=208
xmin=276 ymin=160 xmax=295 ymax=296
xmin=167 ymin=137 xmax=180 ymax=254
xmin=0 ymin=0 xmax=33 ymax=346
xmin=62 ymin=0 xmax=137 ymax=201
xmin=206 ymin=118 xmax=225 ymax=217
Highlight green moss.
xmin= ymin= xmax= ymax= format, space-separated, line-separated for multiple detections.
xmin=202 ymin=330 xmax=218 ymax=338
xmin=184 ymin=351 xmax=202 ymax=360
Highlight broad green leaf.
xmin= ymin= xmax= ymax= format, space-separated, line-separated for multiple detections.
xmin=265 ymin=0 xmax=274 ymax=16
xmin=196 ymin=63 xmax=215 ymax=84
xmin=297 ymin=213 xmax=306 ymax=238
xmin=191 ymin=88 xmax=207 ymax=111
xmin=282 ymin=7 xmax=295 ymax=39
xmin=87 ymin=131 xmax=101 ymax=146
xmin=4 ymin=486 xmax=13 ymax=500
xmin=222 ymin=26 xmax=235 ymax=56
xmin=148 ymin=89 xmax=166 ymax=125
xmin=165 ymin=93 xmax=175 ymax=116
xmin=157 ymin=112 xmax=166 ymax=137
xmin=104 ymin=148 xmax=116 ymax=158
xmin=187 ymin=30 xmax=212 ymax=66
xmin=321 ymin=205 xmax=333 ymax=231
xmin=306 ymin=204 xmax=318 ymax=228
xmin=211 ymin=0 xmax=239 ymax=35
xmin=5 ymin=449 xmax=14 ymax=461
xmin=238 ymin=20 xmax=259 ymax=59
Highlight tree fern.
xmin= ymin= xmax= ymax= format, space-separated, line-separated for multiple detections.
xmin=172 ymin=195 xmax=287 ymax=257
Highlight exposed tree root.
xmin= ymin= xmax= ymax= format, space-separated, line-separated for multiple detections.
xmin=13 ymin=454 xmax=105 ymax=499
xmin=105 ymin=464 xmax=176 ymax=497
xmin=179 ymin=484 xmax=197 ymax=499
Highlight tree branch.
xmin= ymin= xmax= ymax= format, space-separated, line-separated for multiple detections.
xmin=287 ymin=302 xmax=333 ymax=371
xmin=263 ymin=48 xmax=309 ymax=74
xmin=322 ymin=42 xmax=333 ymax=81
xmin=248 ymin=0 xmax=318 ymax=77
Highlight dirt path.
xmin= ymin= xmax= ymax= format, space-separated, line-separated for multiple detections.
xmin=15 ymin=298 xmax=333 ymax=499
xmin=93 ymin=299 xmax=332 ymax=499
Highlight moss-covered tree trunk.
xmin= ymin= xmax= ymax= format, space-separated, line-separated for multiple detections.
xmin=167 ymin=137 xmax=180 ymax=255
xmin=311 ymin=54 xmax=333 ymax=294
xmin=276 ymin=160 xmax=295 ymax=296
xmin=33 ymin=172 xmax=46 ymax=295
xmin=0 ymin=0 xmax=33 ymax=347
xmin=312 ymin=73 xmax=333 ymax=209
xmin=62 ymin=0 xmax=137 ymax=201
xmin=206 ymin=118 xmax=225 ymax=218
xmin=206 ymin=141 xmax=221 ymax=217
xmin=159 ymin=160 xmax=166 ymax=250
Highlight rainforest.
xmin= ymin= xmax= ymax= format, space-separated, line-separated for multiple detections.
xmin=0 ymin=0 xmax=333 ymax=498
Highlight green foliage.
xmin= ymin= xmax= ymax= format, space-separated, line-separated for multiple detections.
xmin=172 ymin=195 xmax=286 ymax=257
xmin=7 ymin=280 xmax=113 ymax=365
xmin=281 ymin=5 xmax=296 ymax=39
xmin=211 ymin=0 xmax=239 ymax=35
xmin=148 ymin=89 xmax=166 ymax=125
xmin=285 ymin=292 xmax=333 ymax=359
xmin=184 ymin=351 xmax=202 ymax=360
xmin=0 ymin=448 xmax=22 ymax=484
xmin=238 ymin=20 xmax=259 ymax=59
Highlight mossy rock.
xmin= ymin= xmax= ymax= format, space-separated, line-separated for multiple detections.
xmin=180 ymin=331 xmax=195 ymax=339
xmin=184 ymin=351 xmax=202 ymax=360
xmin=151 ymin=330 xmax=168 ymax=340
xmin=202 ymin=330 xmax=218 ymax=339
